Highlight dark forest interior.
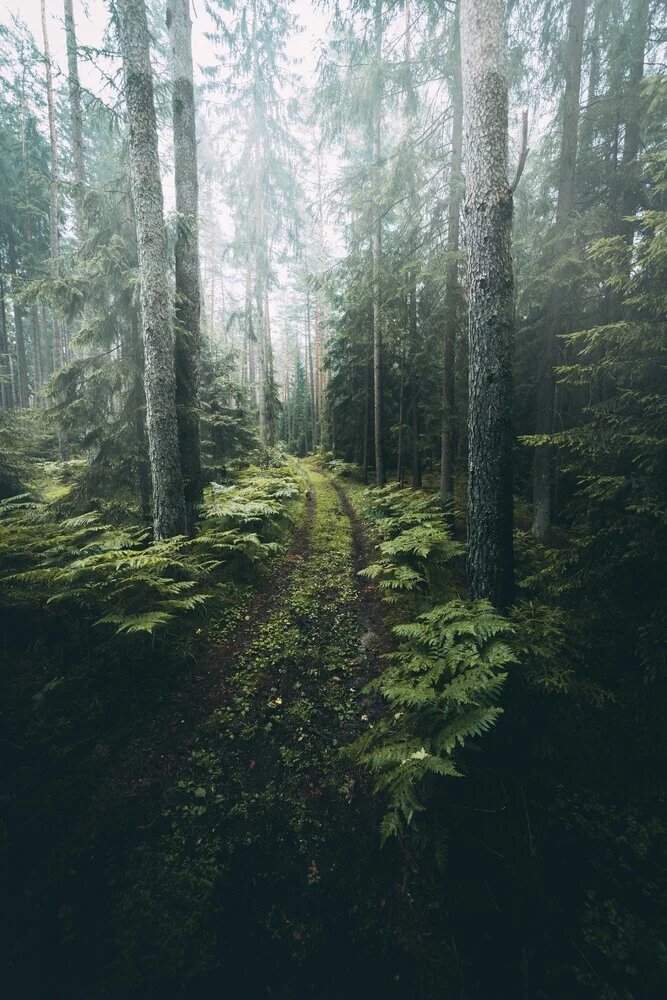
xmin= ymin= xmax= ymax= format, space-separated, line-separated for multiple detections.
xmin=1 ymin=0 xmax=666 ymax=996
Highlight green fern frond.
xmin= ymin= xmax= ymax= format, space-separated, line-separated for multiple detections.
xmin=347 ymin=599 xmax=514 ymax=842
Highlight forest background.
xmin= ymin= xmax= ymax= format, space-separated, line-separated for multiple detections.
xmin=1 ymin=0 xmax=666 ymax=997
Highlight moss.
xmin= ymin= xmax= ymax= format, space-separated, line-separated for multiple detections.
xmin=109 ymin=464 xmax=371 ymax=990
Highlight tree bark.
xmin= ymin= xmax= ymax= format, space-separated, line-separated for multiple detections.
xmin=7 ymin=234 xmax=29 ymax=409
xmin=440 ymin=13 xmax=463 ymax=504
xmin=0 ymin=273 xmax=13 ymax=410
xmin=63 ymin=0 xmax=86 ymax=241
xmin=12 ymin=292 xmax=30 ymax=410
xmin=264 ymin=285 xmax=275 ymax=447
xmin=41 ymin=0 xmax=64 ymax=373
xmin=396 ymin=338 xmax=405 ymax=484
xmin=409 ymin=280 xmax=421 ymax=488
xmin=19 ymin=66 xmax=43 ymax=401
xmin=244 ymin=259 xmax=255 ymax=394
xmin=116 ymin=0 xmax=186 ymax=539
xmin=306 ymin=288 xmax=317 ymax=450
xmin=531 ymin=0 xmax=586 ymax=542
xmin=168 ymin=0 xmax=202 ymax=534
xmin=362 ymin=338 xmax=371 ymax=484
xmin=122 ymin=190 xmax=152 ymax=520
xmin=255 ymin=273 xmax=268 ymax=446
xmin=619 ymin=0 xmax=650 ymax=247
xmin=460 ymin=0 xmax=515 ymax=609
xmin=372 ymin=1 xmax=386 ymax=486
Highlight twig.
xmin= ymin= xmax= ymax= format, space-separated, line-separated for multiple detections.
xmin=509 ymin=107 xmax=529 ymax=194
xmin=519 ymin=783 xmax=535 ymax=856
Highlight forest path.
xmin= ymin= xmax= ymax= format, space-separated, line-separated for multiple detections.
xmin=25 ymin=462 xmax=418 ymax=999
xmin=101 ymin=460 xmax=404 ymax=997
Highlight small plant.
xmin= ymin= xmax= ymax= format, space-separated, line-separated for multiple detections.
xmin=348 ymin=599 xmax=514 ymax=842
xmin=0 ymin=465 xmax=302 ymax=637
xmin=358 ymin=483 xmax=463 ymax=604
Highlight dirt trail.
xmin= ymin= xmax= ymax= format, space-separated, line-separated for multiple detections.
xmin=15 ymin=463 xmax=421 ymax=1000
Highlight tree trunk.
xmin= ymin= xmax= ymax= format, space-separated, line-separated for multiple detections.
xmin=244 ymin=259 xmax=254 ymax=393
xmin=255 ymin=275 xmax=268 ymax=447
xmin=460 ymin=0 xmax=515 ymax=609
xmin=306 ymin=289 xmax=317 ymax=450
xmin=129 ymin=299 xmax=152 ymax=521
xmin=124 ymin=191 xmax=152 ymax=522
xmin=30 ymin=307 xmax=42 ymax=402
xmin=372 ymin=1 xmax=386 ymax=486
xmin=0 ymin=274 xmax=13 ymax=410
xmin=19 ymin=67 xmax=43 ymax=402
xmin=397 ymin=339 xmax=405 ymax=485
xmin=531 ymin=0 xmax=586 ymax=542
xmin=168 ymin=0 xmax=202 ymax=534
xmin=440 ymin=13 xmax=463 ymax=504
xmin=117 ymin=0 xmax=186 ymax=539
xmin=362 ymin=343 xmax=370 ymax=484
xmin=314 ymin=297 xmax=321 ymax=438
xmin=409 ymin=281 xmax=421 ymax=488
xmin=7 ymin=232 xmax=29 ymax=409
xmin=41 ymin=0 xmax=64 ymax=373
xmin=63 ymin=0 xmax=86 ymax=241
xmin=264 ymin=286 xmax=275 ymax=447
xmin=619 ymin=0 xmax=650 ymax=247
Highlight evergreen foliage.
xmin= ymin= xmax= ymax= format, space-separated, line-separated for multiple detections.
xmin=0 ymin=464 xmax=300 ymax=638
xmin=1 ymin=1 xmax=666 ymax=996
xmin=349 ymin=599 xmax=514 ymax=843
xmin=359 ymin=483 xmax=463 ymax=603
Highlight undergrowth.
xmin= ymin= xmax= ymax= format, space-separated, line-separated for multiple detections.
xmin=107 ymin=465 xmax=388 ymax=994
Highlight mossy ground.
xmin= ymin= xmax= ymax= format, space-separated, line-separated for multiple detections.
xmin=90 ymin=463 xmax=420 ymax=998
xmin=8 ymin=461 xmax=459 ymax=999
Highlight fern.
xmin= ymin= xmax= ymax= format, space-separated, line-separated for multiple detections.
xmin=347 ymin=599 xmax=515 ymax=843
xmin=359 ymin=484 xmax=464 ymax=604
xmin=0 ymin=464 xmax=304 ymax=640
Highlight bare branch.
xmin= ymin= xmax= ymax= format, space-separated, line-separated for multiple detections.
xmin=509 ymin=107 xmax=529 ymax=194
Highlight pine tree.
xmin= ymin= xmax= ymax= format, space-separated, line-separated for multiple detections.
xmin=460 ymin=0 xmax=516 ymax=609
xmin=167 ymin=0 xmax=202 ymax=533
xmin=116 ymin=0 xmax=186 ymax=539
xmin=531 ymin=0 xmax=587 ymax=542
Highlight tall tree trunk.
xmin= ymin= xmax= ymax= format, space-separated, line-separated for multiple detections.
xmin=7 ymin=235 xmax=29 ymax=409
xmin=117 ymin=0 xmax=186 ymax=539
xmin=460 ymin=0 xmax=515 ymax=609
xmin=397 ymin=338 xmax=405 ymax=485
xmin=168 ymin=0 xmax=202 ymax=534
xmin=580 ymin=0 xmax=601 ymax=154
xmin=440 ymin=13 xmax=463 ymax=503
xmin=41 ymin=0 xmax=64 ymax=373
xmin=255 ymin=275 xmax=268 ymax=447
xmin=362 ymin=342 xmax=370 ymax=484
xmin=264 ymin=286 xmax=275 ymax=447
xmin=409 ymin=281 xmax=421 ymax=487
xmin=372 ymin=1 xmax=386 ymax=486
xmin=123 ymin=191 xmax=152 ymax=520
xmin=314 ymin=298 xmax=321 ymax=437
xmin=244 ymin=259 xmax=254 ymax=393
xmin=128 ymin=301 xmax=152 ymax=521
xmin=253 ymin=142 xmax=269 ymax=446
xmin=306 ymin=289 xmax=317 ymax=450
xmin=19 ymin=67 xmax=42 ymax=401
xmin=12 ymin=295 xmax=30 ymax=410
xmin=30 ymin=307 xmax=42 ymax=402
xmin=619 ymin=0 xmax=650 ymax=247
xmin=63 ymin=0 xmax=86 ymax=240
xmin=0 ymin=274 xmax=13 ymax=410
xmin=532 ymin=0 xmax=586 ymax=542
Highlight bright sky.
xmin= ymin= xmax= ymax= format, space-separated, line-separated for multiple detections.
xmin=2 ymin=0 xmax=337 ymax=353
xmin=7 ymin=0 xmax=330 ymax=99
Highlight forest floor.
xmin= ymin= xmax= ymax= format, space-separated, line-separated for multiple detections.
xmin=10 ymin=460 xmax=451 ymax=999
